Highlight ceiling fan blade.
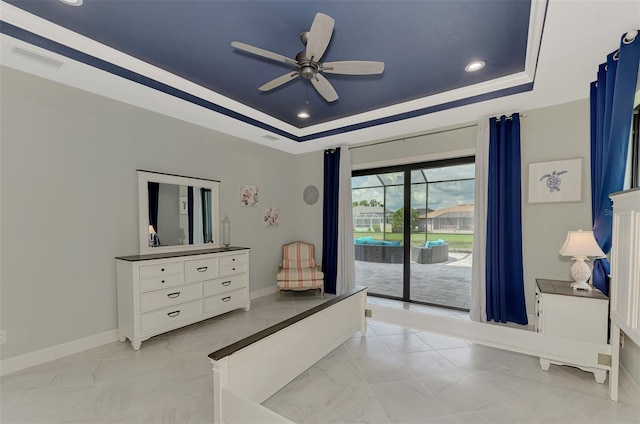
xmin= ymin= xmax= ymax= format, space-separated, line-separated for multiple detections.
xmin=306 ymin=13 xmax=335 ymax=62
xmin=311 ymin=73 xmax=338 ymax=102
xmin=322 ymin=61 xmax=385 ymax=75
xmin=231 ymin=41 xmax=298 ymax=66
xmin=259 ymin=72 xmax=300 ymax=91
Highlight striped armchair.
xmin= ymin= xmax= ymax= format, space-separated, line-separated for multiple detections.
xmin=276 ymin=241 xmax=324 ymax=300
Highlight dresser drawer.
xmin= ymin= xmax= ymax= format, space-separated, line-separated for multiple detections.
xmin=141 ymin=300 xmax=202 ymax=333
xmin=220 ymin=262 xmax=246 ymax=277
xmin=220 ymin=254 xmax=246 ymax=268
xmin=204 ymin=275 xmax=246 ymax=297
xmin=185 ymin=257 xmax=219 ymax=283
xmin=204 ymin=288 xmax=247 ymax=313
xmin=140 ymin=282 xmax=202 ymax=313
xmin=140 ymin=262 xmax=183 ymax=279
xmin=140 ymin=273 xmax=185 ymax=292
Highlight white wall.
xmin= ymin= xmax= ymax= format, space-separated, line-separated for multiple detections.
xmin=520 ymin=99 xmax=594 ymax=312
xmin=0 ymin=67 xmax=310 ymax=360
xmin=293 ymin=150 xmax=325 ymax=253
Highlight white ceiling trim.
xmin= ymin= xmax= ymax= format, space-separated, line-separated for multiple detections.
xmin=300 ymin=0 xmax=548 ymax=137
xmin=0 ymin=35 xmax=305 ymax=152
xmin=2 ymin=0 xmax=638 ymax=156
xmin=524 ymin=0 xmax=548 ymax=79
xmin=299 ymin=71 xmax=534 ymax=136
xmin=0 ymin=0 xmax=543 ymax=140
xmin=0 ymin=1 xmax=299 ymax=134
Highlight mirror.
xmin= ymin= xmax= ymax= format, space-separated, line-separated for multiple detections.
xmin=138 ymin=170 xmax=220 ymax=254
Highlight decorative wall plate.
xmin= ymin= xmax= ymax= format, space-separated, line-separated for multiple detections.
xmin=303 ymin=185 xmax=319 ymax=205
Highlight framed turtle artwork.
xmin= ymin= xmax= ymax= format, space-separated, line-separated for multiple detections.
xmin=528 ymin=158 xmax=582 ymax=204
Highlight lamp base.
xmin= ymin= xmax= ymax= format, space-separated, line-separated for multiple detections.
xmin=570 ymin=257 xmax=592 ymax=291
xmin=571 ymin=280 xmax=592 ymax=291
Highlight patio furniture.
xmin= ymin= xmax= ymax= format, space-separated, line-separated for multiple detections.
xmin=354 ymin=243 xmax=404 ymax=263
xmin=410 ymin=243 xmax=449 ymax=264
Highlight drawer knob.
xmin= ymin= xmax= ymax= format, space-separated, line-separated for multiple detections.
xmin=197 ymin=266 xmax=208 ymax=272
xmin=232 ymin=267 xmax=236 ymax=271
xmin=222 ymin=281 xmax=232 ymax=286
xmin=167 ymin=310 xmax=180 ymax=318
xmin=221 ymin=296 xmax=231 ymax=302
xmin=232 ymin=258 xmax=236 ymax=262
xmin=167 ymin=292 xmax=181 ymax=298
xmin=161 ymin=280 xmax=165 ymax=283
xmin=161 ymin=268 xmax=165 ymax=272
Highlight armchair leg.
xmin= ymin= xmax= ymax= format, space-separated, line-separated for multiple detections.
xmin=320 ymin=286 xmax=324 ymax=299
xmin=276 ymin=287 xmax=281 ymax=301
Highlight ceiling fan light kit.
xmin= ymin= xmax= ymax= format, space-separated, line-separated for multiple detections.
xmin=231 ymin=13 xmax=385 ymax=103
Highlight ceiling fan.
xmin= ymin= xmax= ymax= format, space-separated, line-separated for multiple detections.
xmin=231 ymin=13 xmax=384 ymax=103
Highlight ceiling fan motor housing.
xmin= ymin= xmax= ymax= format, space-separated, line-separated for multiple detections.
xmin=296 ymin=51 xmax=319 ymax=79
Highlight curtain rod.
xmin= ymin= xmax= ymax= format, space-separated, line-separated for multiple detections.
xmin=349 ymin=123 xmax=478 ymax=150
xmin=347 ymin=113 xmax=527 ymax=151
xmin=494 ymin=113 xmax=528 ymax=121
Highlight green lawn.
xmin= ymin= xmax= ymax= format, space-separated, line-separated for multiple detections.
xmin=354 ymin=232 xmax=474 ymax=249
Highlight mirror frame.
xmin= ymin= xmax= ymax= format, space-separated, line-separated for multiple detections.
xmin=137 ymin=170 xmax=220 ymax=254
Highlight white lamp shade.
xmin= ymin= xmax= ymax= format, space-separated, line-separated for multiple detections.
xmin=559 ymin=230 xmax=605 ymax=258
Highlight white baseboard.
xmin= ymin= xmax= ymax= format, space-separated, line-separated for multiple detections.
xmin=1 ymin=287 xmax=277 ymax=376
xmin=0 ymin=330 xmax=119 ymax=376
xmin=620 ymin=363 xmax=640 ymax=402
xmin=250 ymin=285 xmax=277 ymax=300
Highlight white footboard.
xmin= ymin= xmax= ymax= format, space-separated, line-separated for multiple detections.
xmin=210 ymin=287 xmax=367 ymax=424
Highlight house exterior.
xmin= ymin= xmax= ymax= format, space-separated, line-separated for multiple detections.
xmin=352 ymin=205 xmax=391 ymax=232
xmin=423 ymin=204 xmax=474 ymax=233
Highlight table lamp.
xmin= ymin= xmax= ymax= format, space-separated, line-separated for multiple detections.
xmin=558 ymin=230 xmax=605 ymax=291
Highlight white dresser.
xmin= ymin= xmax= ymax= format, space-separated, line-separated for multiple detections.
xmin=116 ymin=247 xmax=250 ymax=350
xmin=535 ymin=278 xmax=609 ymax=382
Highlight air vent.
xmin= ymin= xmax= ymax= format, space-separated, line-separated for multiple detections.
xmin=261 ymin=134 xmax=280 ymax=141
xmin=10 ymin=46 xmax=64 ymax=69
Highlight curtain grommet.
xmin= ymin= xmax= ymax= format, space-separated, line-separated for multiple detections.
xmin=623 ymin=30 xmax=637 ymax=44
xmin=613 ymin=51 xmax=620 ymax=61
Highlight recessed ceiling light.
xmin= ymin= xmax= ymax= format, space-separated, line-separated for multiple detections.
xmin=60 ymin=0 xmax=83 ymax=6
xmin=297 ymin=112 xmax=310 ymax=119
xmin=465 ymin=61 xmax=485 ymax=72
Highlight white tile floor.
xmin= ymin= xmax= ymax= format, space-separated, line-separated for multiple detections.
xmin=2 ymin=292 xmax=639 ymax=423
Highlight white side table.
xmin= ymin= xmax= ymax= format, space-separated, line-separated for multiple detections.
xmin=535 ymin=278 xmax=609 ymax=383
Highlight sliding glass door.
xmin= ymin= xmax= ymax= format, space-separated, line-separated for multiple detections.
xmin=352 ymin=171 xmax=405 ymax=298
xmin=352 ymin=157 xmax=475 ymax=310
